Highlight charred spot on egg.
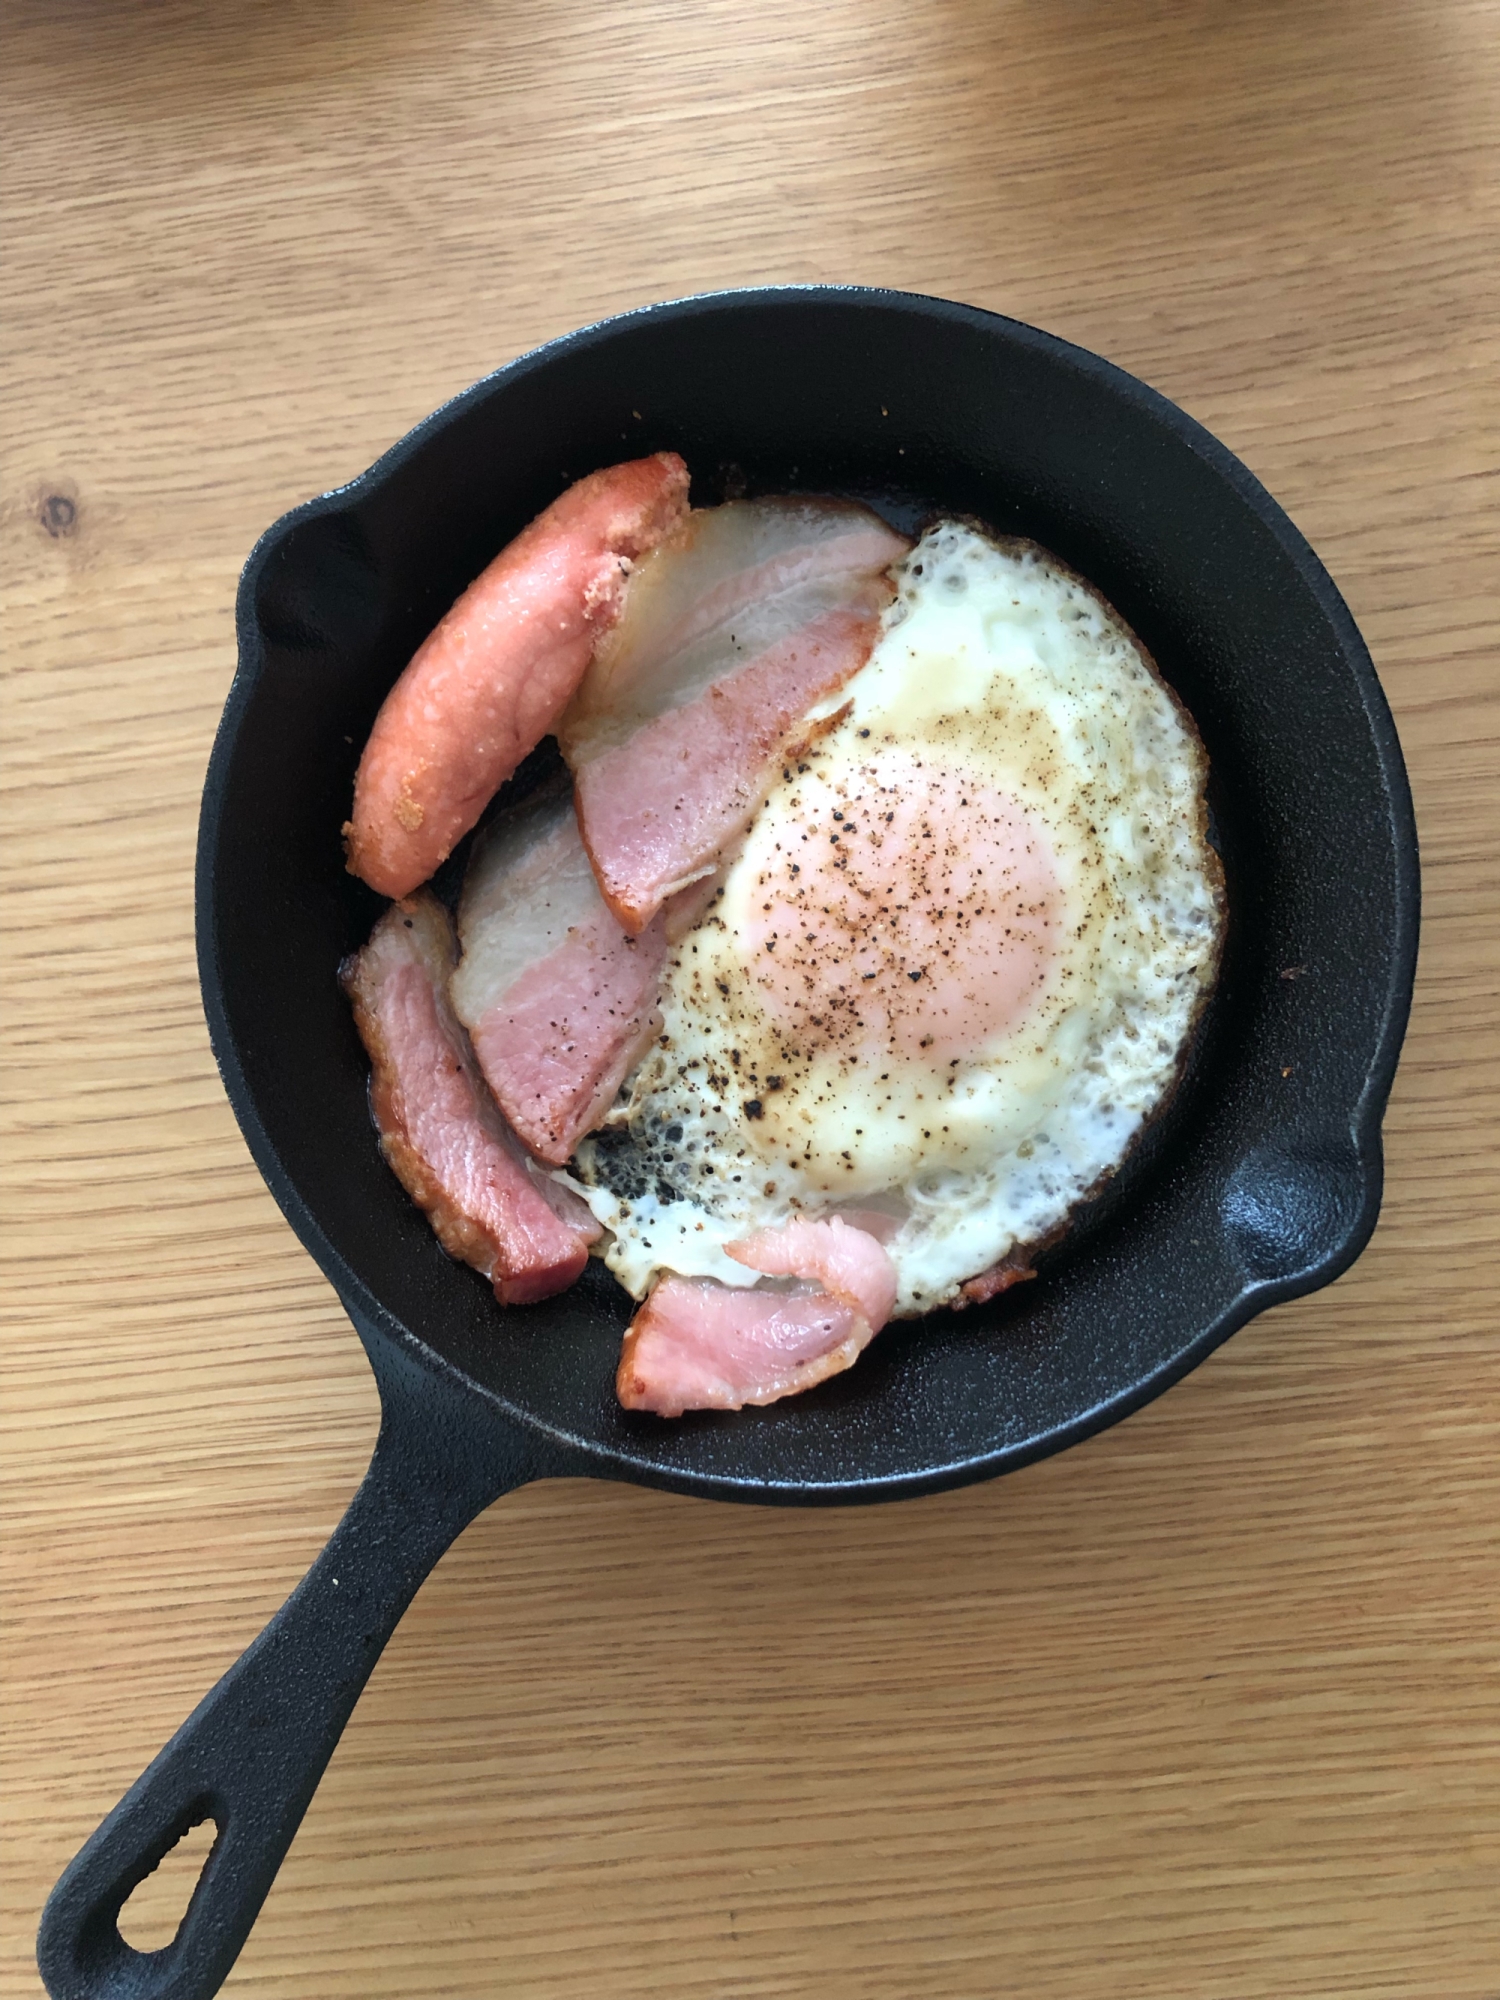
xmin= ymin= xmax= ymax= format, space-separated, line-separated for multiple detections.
xmin=572 ymin=521 xmax=1226 ymax=1315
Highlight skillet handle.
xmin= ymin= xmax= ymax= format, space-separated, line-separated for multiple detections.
xmin=36 ymin=1357 xmax=544 ymax=2000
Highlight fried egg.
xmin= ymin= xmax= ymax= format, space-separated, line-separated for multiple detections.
xmin=571 ymin=521 xmax=1225 ymax=1315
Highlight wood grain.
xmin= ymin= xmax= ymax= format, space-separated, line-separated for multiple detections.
xmin=2 ymin=1 xmax=1497 ymax=1995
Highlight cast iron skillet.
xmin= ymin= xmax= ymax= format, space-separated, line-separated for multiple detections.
xmin=38 ymin=288 xmax=1419 ymax=2000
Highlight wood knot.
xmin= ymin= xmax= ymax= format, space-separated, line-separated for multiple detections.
xmin=39 ymin=491 xmax=78 ymax=538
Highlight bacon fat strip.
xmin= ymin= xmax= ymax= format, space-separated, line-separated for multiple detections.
xmin=616 ymin=1274 xmax=879 ymax=1417
xmin=450 ymin=778 xmax=670 ymax=1167
xmin=560 ymin=496 xmax=911 ymax=934
xmin=341 ymin=893 xmax=600 ymax=1304
xmin=345 ymin=451 xmax=690 ymax=899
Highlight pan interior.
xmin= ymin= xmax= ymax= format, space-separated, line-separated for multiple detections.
xmin=200 ymin=291 xmax=1414 ymax=1500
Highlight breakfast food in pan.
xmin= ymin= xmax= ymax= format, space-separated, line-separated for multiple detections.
xmin=560 ymin=495 xmax=910 ymax=931
xmin=342 ymin=459 xmax=1225 ymax=1414
xmin=617 ymin=1218 xmax=899 ymax=1416
xmin=340 ymin=893 xmax=601 ymax=1303
xmin=345 ymin=451 xmax=690 ymax=898
xmin=448 ymin=773 xmax=672 ymax=1166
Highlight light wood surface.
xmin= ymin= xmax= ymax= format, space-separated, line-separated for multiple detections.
xmin=3 ymin=1 xmax=1497 ymax=1995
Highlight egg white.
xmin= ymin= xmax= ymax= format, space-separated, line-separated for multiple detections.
xmin=571 ymin=522 xmax=1224 ymax=1315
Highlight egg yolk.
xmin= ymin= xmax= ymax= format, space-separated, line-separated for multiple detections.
xmin=743 ymin=749 xmax=1059 ymax=1066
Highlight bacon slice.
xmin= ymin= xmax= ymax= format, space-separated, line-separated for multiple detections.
xmin=346 ymin=452 xmax=690 ymax=899
xmin=725 ymin=1216 xmax=898 ymax=1331
xmin=560 ymin=497 xmax=910 ymax=933
xmin=341 ymin=893 xmax=600 ymax=1304
xmin=952 ymin=1255 xmax=1038 ymax=1308
xmin=616 ymin=1275 xmax=879 ymax=1417
xmin=450 ymin=779 xmax=668 ymax=1167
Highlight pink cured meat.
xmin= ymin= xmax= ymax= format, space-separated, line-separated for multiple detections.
xmin=725 ymin=1216 xmax=898 ymax=1331
xmin=341 ymin=893 xmax=600 ymax=1304
xmin=564 ymin=497 xmax=910 ymax=742
xmin=572 ymin=602 xmax=887 ymax=933
xmin=561 ymin=496 xmax=910 ymax=934
xmin=451 ymin=781 xmax=667 ymax=1166
xmin=346 ymin=452 xmax=690 ymax=899
xmin=469 ymin=921 xmax=664 ymax=1166
xmin=952 ymin=1256 xmax=1037 ymax=1308
xmin=616 ymin=1275 xmax=877 ymax=1417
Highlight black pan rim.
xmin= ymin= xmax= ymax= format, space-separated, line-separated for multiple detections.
xmin=197 ymin=284 xmax=1421 ymax=1506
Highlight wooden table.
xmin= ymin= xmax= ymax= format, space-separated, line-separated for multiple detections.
xmin=4 ymin=2 xmax=1497 ymax=1994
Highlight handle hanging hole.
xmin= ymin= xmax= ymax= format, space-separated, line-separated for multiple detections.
xmin=116 ymin=1815 xmax=220 ymax=1952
